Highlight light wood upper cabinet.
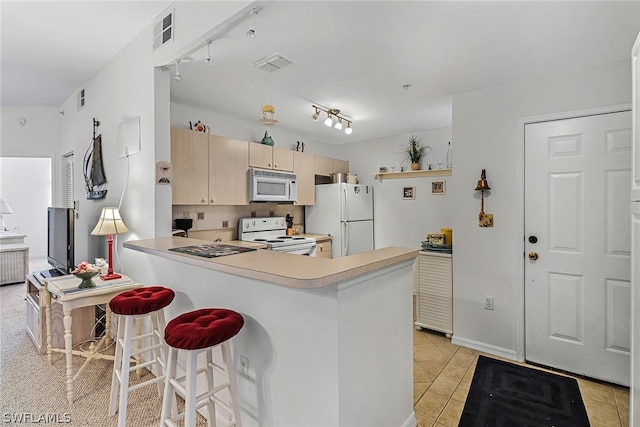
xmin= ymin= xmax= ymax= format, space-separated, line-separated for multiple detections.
xmin=333 ymin=159 xmax=349 ymax=174
xmin=209 ymin=135 xmax=249 ymax=205
xmin=293 ymin=151 xmax=315 ymax=206
xmin=171 ymin=127 xmax=209 ymax=205
xmin=273 ymin=147 xmax=294 ymax=171
xmin=314 ymin=155 xmax=333 ymax=176
xmin=315 ymin=154 xmax=349 ymax=176
xmin=249 ymin=143 xmax=294 ymax=172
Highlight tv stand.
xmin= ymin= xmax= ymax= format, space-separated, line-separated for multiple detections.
xmin=25 ymin=271 xmax=93 ymax=354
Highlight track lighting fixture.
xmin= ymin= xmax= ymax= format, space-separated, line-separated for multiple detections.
xmin=311 ymin=105 xmax=353 ymax=135
xmin=174 ymin=60 xmax=182 ymax=81
xmin=247 ymin=8 xmax=258 ymax=38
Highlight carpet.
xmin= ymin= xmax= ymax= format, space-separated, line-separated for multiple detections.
xmin=459 ymin=355 xmax=590 ymax=427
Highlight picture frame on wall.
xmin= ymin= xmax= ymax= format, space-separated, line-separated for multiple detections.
xmin=403 ymin=186 xmax=415 ymax=200
xmin=432 ymin=180 xmax=445 ymax=195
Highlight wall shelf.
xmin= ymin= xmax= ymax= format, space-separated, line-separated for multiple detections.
xmin=375 ymin=169 xmax=452 ymax=181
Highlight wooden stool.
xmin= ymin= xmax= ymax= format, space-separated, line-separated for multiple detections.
xmin=160 ymin=308 xmax=244 ymax=427
xmin=108 ymin=286 xmax=175 ymax=427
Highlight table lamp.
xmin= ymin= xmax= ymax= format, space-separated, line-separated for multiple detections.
xmin=0 ymin=198 xmax=14 ymax=231
xmin=91 ymin=207 xmax=129 ymax=280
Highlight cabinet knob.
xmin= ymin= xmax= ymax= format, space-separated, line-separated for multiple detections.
xmin=210 ymin=199 xmax=215 ymax=203
xmin=268 ymin=163 xmax=272 ymax=167
xmin=200 ymin=199 xmax=206 ymax=203
xmin=274 ymin=164 xmax=278 ymax=168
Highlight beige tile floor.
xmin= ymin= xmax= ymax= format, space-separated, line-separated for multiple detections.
xmin=413 ymin=327 xmax=630 ymax=427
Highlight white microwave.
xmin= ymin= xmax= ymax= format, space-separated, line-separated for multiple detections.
xmin=249 ymin=168 xmax=297 ymax=202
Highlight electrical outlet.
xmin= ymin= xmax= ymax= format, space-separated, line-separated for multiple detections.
xmin=222 ymin=220 xmax=229 ymax=228
xmin=183 ymin=212 xmax=190 ymax=218
xmin=484 ymin=296 xmax=494 ymax=310
xmin=197 ymin=212 xmax=204 ymax=220
xmin=239 ymin=355 xmax=249 ymax=376
xmin=251 ymin=211 xmax=256 ymax=218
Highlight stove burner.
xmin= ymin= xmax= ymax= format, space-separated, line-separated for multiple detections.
xmin=267 ymin=240 xmax=285 ymax=243
xmin=277 ymin=236 xmax=293 ymax=239
xmin=293 ymin=237 xmax=305 ymax=240
xmin=254 ymin=239 xmax=268 ymax=242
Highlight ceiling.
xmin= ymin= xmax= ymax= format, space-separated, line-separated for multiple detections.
xmin=3 ymin=2 xmax=639 ymax=145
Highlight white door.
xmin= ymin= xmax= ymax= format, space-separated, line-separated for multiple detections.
xmin=525 ymin=111 xmax=632 ymax=386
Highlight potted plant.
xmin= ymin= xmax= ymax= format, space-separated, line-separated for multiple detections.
xmin=405 ymin=135 xmax=429 ymax=170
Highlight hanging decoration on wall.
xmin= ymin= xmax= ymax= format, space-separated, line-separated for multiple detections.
xmin=474 ymin=169 xmax=494 ymax=227
xmin=83 ymin=118 xmax=108 ymax=200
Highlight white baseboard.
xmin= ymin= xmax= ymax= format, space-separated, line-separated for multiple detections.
xmin=402 ymin=411 xmax=417 ymax=427
xmin=451 ymin=335 xmax=521 ymax=361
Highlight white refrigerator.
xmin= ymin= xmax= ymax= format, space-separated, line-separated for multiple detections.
xmin=305 ymin=183 xmax=374 ymax=258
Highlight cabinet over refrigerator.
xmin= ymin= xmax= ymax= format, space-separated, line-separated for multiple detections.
xmin=305 ymin=183 xmax=374 ymax=258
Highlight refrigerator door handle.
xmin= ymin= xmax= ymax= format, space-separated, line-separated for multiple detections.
xmin=342 ymin=186 xmax=348 ymax=222
xmin=343 ymin=221 xmax=348 ymax=256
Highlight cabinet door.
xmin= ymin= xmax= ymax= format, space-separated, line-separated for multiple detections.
xmin=314 ymin=155 xmax=333 ymax=176
xmin=249 ymin=143 xmax=273 ymax=169
xmin=316 ymin=240 xmax=332 ymax=258
xmin=332 ymin=159 xmax=349 ymax=174
xmin=273 ymin=147 xmax=294 ymax=172
xmin=294 ymin=151 xmax=315 ymax=205
xmin=209 ymin=135 xmax=249 ymax=205
xmin=171 ymin=127 xmax=209 ymax=205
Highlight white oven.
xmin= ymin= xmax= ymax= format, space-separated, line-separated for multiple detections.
xmin=239 ymin=217 xmax=316 ymax=256
xmin=249 ymin=168 xmax=297 ymax=203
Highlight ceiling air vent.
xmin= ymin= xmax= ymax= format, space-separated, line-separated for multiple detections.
xmin=153 ymin=9 xmax=174 ymax=50
xmin=251 ymin=53 xmax=293 ymax=73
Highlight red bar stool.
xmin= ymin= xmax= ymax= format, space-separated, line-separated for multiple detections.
xmin=108 ymin=286 xmax=175 ymax=427
xmin=160 ymin=308 xmax=244 ymax=427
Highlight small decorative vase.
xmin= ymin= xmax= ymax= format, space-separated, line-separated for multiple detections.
xmin=411 ymin=162 xmax=420 ymax=171
xmin=261 ymin=131 xmax=274 ymax=146
xmin=74 ymin=271 xmax=99 ymax=289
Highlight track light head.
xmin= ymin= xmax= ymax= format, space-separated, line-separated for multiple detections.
xmin=205 ymin=41 xmax=212 ymax=63
xmin=334 ymin=118 xmax=343 ymax=130
xmin=174 ymin=60 xmax=182 ymax=81
xmin=345 ymin=122 xmax=352 ymax=134
xmin=324 ymin=115 xmax=333 ymax=127
xmin=311 ymin=107 xmax=320 ymax=121
xmin=246 ymin=28 xmax=256 ymax=38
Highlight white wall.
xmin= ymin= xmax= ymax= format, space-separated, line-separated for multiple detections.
xmin=450 ymin=59 xmax=632 ymax=357
xmin=54 ymin=25 xmax=161 ymax=267
xmin=1 ymin=106 xmax=62 ymax=258
xmin=340 ymin=129 xmax=452 ymax=251
xmin=0 ymin=158 xmax=51 ymax=257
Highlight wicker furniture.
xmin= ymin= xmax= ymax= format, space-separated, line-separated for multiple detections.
xmin=0 ymin=232 xmax=28 ymax=285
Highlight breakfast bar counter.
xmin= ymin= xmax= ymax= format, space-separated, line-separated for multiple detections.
xmin=124 ymin=237 xmax=416 ymax=288
xmin=122 ymin=237 xmax=417 ymax=427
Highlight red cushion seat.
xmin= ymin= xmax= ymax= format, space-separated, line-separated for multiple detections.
xmin=164 ymin=308 xmax=244 ymax=350
xmin=109 ymin=286 xmax=175 ymax=315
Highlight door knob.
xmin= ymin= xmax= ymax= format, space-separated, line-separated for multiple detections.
xmin=528 ymin=252 xmax=539 ymax=261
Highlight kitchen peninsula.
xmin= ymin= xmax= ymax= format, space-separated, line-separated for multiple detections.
xmin=123 ymin=237 xmax=417 ymax=427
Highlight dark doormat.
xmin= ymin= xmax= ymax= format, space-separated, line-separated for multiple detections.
xmin=459 ymin=355 xmax=590 ymax=427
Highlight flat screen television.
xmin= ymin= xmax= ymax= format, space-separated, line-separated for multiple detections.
xmin=47 ymin=207 xmax=75 ymax=275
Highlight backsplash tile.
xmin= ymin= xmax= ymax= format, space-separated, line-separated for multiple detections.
xmin=172 ymin=203 xmax=305 ymax=239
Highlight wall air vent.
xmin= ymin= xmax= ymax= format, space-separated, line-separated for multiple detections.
xmin=251 ymin=53 xmax=294 ymax=73
xmin=153 ymin=9 xmax=174 ymax=50
xmin=77 ymin=88 xmax=85 ymax=111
